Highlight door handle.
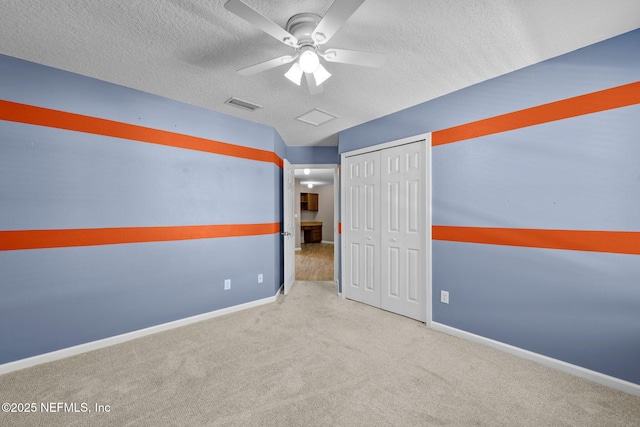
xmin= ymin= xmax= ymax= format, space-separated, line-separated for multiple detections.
xmin=281 ymin=231 xmax=292 ymax=237
xmin=391 ymin=238 xmax=397 ymax=242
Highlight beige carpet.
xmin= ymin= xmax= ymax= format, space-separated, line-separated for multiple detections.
xmin=1 ymin=281 xmax=639 ymax=426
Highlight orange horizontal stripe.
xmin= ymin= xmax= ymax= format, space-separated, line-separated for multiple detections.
xmin=0 ymin=223 xmax=281 ymax=251
xmin=432 ymin=81 xmax=640 ymax=146
xmin=0 ymin=100 xmax=283 ymax=168
xmin=433 ymin=225 xmax=640 ymax=255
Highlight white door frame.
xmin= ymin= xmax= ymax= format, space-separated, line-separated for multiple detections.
xmin=291 ymin=163 xmax=340 ymax=288
xmin=333 ymin=164 xmax=340 ymax=284
xmin=340 ymin=133 xmax=432 ymax=326
xmin=283 ymin=159 xmax=295 ymax=295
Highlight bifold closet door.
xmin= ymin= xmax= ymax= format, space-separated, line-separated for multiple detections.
xmin=344 ymin=141 xmax=426 ymax=322
xmin=380 ymin=143 xmax=425 ymax=321
xmin=344 ymin=150 xmax=381 ymax=308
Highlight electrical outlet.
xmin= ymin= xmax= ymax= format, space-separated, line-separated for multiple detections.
xmin=441 ymin=290 xmax=449 ymax=304
xmin=224 ymin=279 xmax=231 ymax=290
xmin=258 ymin=274 xmax=263 ymax=284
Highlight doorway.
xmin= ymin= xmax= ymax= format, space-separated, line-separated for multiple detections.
xmin=293 ymin=165 xmax=338 ymax=284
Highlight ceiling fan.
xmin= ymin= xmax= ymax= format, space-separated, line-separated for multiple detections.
xmin=224 ymin=0 xmax=386 ymax=94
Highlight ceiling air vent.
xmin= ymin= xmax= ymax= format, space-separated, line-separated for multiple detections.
xmin=295 ymin=108 xmax=338 ymax=126
xmin=224 ymin=97 xmax=262 ymax=112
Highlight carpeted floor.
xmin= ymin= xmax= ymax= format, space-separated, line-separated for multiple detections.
xmin=1 ymin=281 xmax=639 ymax=426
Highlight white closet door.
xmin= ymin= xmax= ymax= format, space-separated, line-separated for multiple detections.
xmin=343 ymin=139 xmax=426 ymax=322
xmin=344 ymin=150 xmax=381 ymax=308
xmin=380 ymin=142 xmax=426 ymax=321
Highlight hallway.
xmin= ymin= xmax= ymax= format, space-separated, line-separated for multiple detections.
xmin=295 ymin=243 xmax=334 ymax=281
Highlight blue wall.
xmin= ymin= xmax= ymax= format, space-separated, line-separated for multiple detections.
xmin=286 ymin=146 xmax=339 ymax=165
xmin=0 ymin=55 xmax=284 ymax=364
xmin=339 ymin=29 xmax=640 ymax=385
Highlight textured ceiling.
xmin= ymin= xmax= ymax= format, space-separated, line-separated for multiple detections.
xmin=1 ymin=0 xmax=640 ymax=147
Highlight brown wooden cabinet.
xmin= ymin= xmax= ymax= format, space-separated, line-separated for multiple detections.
xmin=301 ymin=222 xmax=322 ymax=243
xmin=300 ymin=192 xmax=318 ymax=211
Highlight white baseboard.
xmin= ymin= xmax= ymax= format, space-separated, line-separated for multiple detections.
xmin=321 ymin=240 xmax=334 ymax=244
xmin=295 ymin=247 xmax=302 ymax=251
xmin=431 ymin=322 xmax=640 ymax=398
xmin=0 ymin=290 xmax=281 ymax=376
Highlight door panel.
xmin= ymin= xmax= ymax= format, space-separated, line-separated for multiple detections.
xmin=344 ymin=150 xmax=380 ymax=308
xmin=365 ymin=243 xmax=376 ymax=292
xmin=349 ymin=243 xmax=360 ymax=288
xmin=380 ymin=142 xmax=426 ymax=321
xmin=408 ymin=179 xmax=420 ymax=232
xmin=365 ymin=183 xmax=376 ymax=231
xmin=387 ymin=246 xmax=400 ymax=297
xmin=388 ymin=181 xmax=400 ymax=232
xmin=407 ymin=248 xmax=419 ymax=302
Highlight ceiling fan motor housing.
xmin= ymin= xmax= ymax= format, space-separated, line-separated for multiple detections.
xmin=286 ymin=13 xmax=322 ymax=49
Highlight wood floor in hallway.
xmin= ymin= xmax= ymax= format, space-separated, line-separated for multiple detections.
xmin=295 ymin=243 xmax=334 ymax=281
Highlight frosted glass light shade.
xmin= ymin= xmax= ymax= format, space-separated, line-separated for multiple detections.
xmin=299 ymin=50 xmax=320 ymax=73
xmin=284 ymin=62 xmax=303 ymax=85
xmin=312 ymin=64 xmax=331 ymax=86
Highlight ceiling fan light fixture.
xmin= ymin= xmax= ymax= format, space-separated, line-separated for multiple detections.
xmin=226 ymin=0 xmax=387 ymax=93
xmin=299 ymin=48 xmax=320 ymax=73
xmin=284 ymin=62 xmax=303 ymax=85
xmin=312 ymin=63 xmax=331 ymax=86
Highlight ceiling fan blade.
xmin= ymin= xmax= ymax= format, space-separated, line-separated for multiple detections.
xmin=224 ymin=0 xmax=298 ymax=47
xmin=305 ymin=72 xmax=324 ymax=95
xmin=321 ymin=48 xmax=386 ymax=67
xmin=237 ymin=55 xmax=297 ymax=76
xmin=312 ymin=0 xmax=365 ymax=45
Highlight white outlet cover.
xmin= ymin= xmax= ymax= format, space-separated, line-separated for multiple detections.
xmin=441 ymin=290 xmax=449 ymax=304
xmin=258 ymin=274 xmax=263 ymax=283
xmin=224 ymin=279 xmax=231 ymax=290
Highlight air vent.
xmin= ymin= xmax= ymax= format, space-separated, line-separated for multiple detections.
xmin=224 ymin=97 xmax=262 ymax=112
xmin=296 ymin=108 xmax=338 ymax=126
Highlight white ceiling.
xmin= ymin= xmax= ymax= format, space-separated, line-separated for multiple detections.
xmin=1 ymin=1 xmax=639 ymax=147
xmin=294 ymin=168 xmax=334 ymax=187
